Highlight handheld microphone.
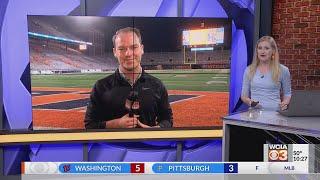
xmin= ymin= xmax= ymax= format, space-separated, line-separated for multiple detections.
xmin=125 ymin=91 xmax=139 ymax=117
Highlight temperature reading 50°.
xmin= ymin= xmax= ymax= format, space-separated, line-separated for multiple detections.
xmin=293 ymin=151 xmax=303 ymax=156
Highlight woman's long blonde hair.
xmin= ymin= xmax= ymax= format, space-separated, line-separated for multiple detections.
xmin=249 ymin=36 xmax=281 ymax=83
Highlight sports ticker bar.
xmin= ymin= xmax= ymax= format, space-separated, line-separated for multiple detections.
xmin=22 ymin=162 xmax=310 ymax=174
xmin=22 ymin=144 xmax=316 ymax=175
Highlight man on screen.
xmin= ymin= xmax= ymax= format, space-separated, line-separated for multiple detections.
xmin=84 ymin=27 xmax=173 ymax=129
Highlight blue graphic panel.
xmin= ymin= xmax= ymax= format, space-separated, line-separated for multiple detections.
xmin=218 ymin=0 xmax=254 ymax=112
xmin=229 ymin=0 xmax=254 ymax=13
xmin=182 ymin=140 xmax=222 ymax=161
xmin=110 ymin=0 xmax=163 ymax=16
xmin=86 ymin=0 xmax=120 ymax=16
xmin=3 ymin=146 xmax=30 ymax=175
xmin=229 ymin=30 xmax=247 ymax=112
xmin=123 ymin=149 xmax=173 ymax=161
xmin=192 ymin=0 xmax=228 ymax=17
xmin=156 ymin=0 xmax=178 ymax=16
xmin=183 ymin=0 xmax=200 ymax=17
xmin=29 ymin=144 xmax=84 ymax=161
xmin=88 ymin=142 xmax=177 ymax=162
xmin=89 ymin=143 xmax=127 ymax=161
xmin=1 ymin=0 xmax=80 ymax=129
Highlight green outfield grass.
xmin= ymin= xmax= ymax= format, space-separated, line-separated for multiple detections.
xmin=31 ymin=70 xmax=230 ymax=91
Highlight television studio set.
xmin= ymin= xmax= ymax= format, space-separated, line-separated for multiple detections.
xmin=0 ymin=0 xmax=319 ymax=179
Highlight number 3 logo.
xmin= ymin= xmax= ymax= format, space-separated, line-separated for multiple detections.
xmin=279 ymin=150 xmax=288 ymax=161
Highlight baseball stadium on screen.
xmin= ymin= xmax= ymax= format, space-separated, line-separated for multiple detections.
xmin=28 ymin=16 xmax=231 ymax=130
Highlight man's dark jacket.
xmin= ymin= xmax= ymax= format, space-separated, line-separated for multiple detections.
xmin=84 ymin=69 xmax=173 ymax=129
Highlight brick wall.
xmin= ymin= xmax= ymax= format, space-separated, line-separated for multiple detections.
xmin=272 ymin=0 xmax=320 ymax=90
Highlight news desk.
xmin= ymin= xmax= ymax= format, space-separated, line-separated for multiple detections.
xmin=222 ymin=109 xmax=320 ymax=161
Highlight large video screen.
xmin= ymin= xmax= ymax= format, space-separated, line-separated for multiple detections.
xmin=182 ymin=28 xmax=224 ymax=46
xmin=28 ymin=16 xmax=231 ymax=130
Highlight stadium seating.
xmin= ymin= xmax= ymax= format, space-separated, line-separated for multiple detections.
xmin=29 ymin=40 xmax=118 ymax=72
xmin=28 ymin=18 xmax=230 ymax=73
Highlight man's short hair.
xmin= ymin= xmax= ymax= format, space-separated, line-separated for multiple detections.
xmin=112 ymin=27 xmax=142 ymax=47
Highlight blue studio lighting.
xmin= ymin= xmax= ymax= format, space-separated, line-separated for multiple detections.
xmin=28 ymin=32 xmax=93 ymax=45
